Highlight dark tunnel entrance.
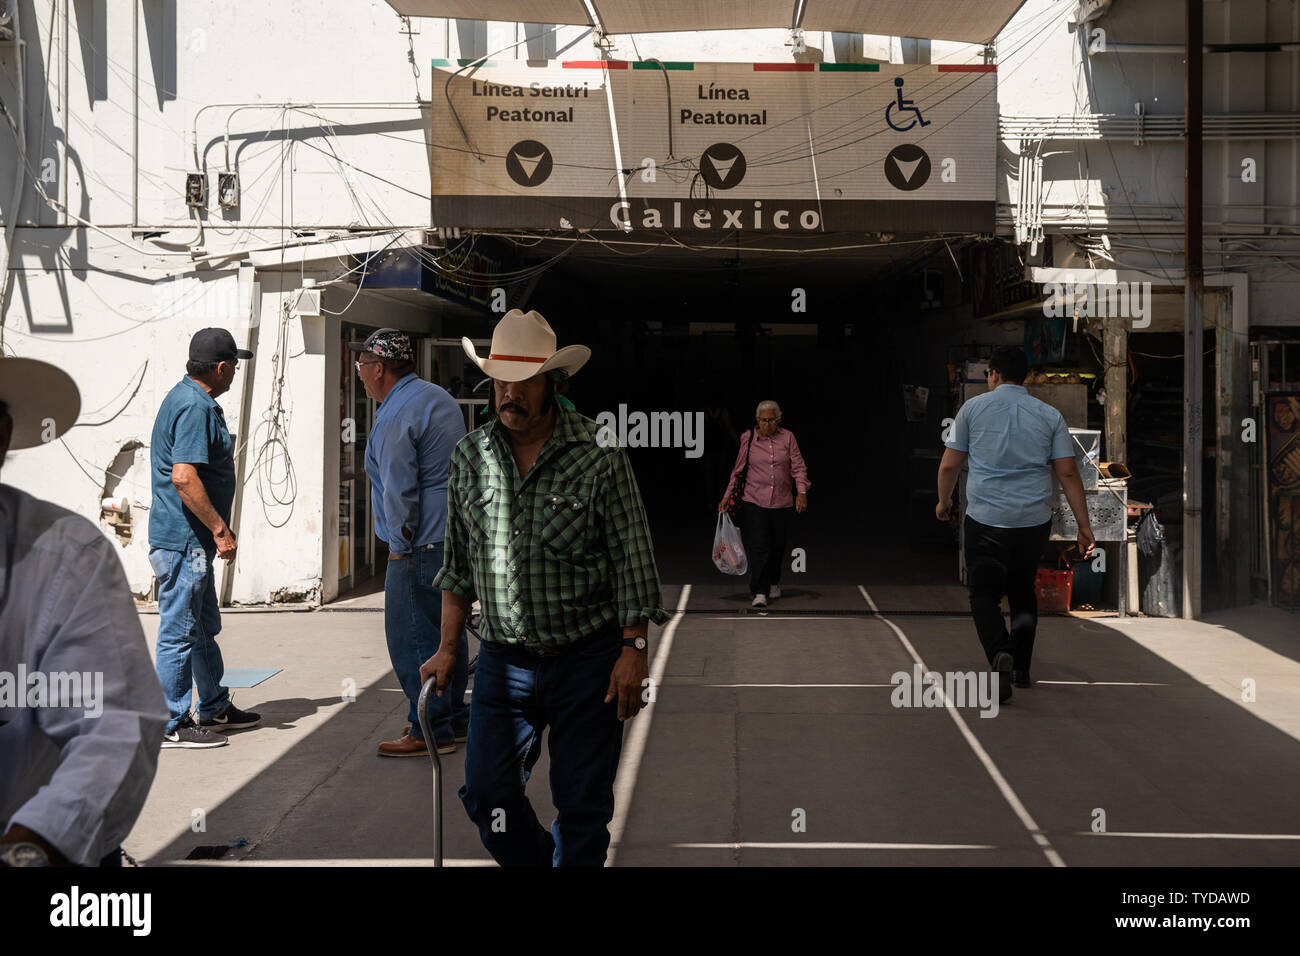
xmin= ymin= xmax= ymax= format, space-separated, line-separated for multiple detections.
xmin=497 ymin=232 xmax=1027 ymax=594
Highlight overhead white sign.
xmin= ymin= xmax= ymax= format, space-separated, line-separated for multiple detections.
xmin=430 ymin=61 xmax=997 ymax=232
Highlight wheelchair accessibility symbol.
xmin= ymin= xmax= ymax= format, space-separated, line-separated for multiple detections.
xmin=885 ymin=77 xmax=930 ymax=133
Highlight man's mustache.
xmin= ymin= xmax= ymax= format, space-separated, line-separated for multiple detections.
xmin=500 ymin=402 xmax=526 ymax=414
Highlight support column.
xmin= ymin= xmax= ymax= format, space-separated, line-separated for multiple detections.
xmin=1104 ymin=313 xmax=1128 ymax=463
xmin=1214 ymin=285 xmax=1253 ymax=607
xmin=1183 ymin=0 xmax=1204 ymax=619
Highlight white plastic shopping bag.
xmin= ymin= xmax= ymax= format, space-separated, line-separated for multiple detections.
xmin=712 ymin=513 xmax=748 ymax=575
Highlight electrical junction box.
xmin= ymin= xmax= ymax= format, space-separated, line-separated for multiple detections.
xmin=292 ymin=288 xmax=322 ymax=316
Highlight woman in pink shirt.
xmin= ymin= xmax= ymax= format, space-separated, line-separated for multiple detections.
xmin=717 ymin=400 xmax=811 ymax=607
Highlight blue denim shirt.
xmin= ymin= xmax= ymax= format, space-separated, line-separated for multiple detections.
xmin=946 ymin=384 xmax=1075 ymax=528
xmin=365 ymin=374 xmax=466 ymax=554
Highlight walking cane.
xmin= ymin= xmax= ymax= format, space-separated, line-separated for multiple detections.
xmin=416 ymin=676 xmax=443 ymax=868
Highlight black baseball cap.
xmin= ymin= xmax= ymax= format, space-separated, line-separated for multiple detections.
xmin=190 ymin=328 xmax=253 ymax=364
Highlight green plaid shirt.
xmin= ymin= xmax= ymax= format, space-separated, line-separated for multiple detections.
xmin=433 ymin=404 xmax=669 ymax=651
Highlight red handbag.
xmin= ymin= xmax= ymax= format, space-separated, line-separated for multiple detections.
xmin=1035 ymin=554 xmax=1074 ymax=613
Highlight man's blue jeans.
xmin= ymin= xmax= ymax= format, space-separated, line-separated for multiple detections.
xmin=150 ymin=546 xmax=230 ymax=733
xmin=459 ymin=626 xmax=625 ymax=866
xmin=384 ymin=544 xmax=469 ymax=743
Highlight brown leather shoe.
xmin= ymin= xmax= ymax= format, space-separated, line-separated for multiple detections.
xmin=404 ymin=723 xmax=466 ymax=746
xmin=378 ymin=734 xmax=428 ymax=757
xmin=378 ymin=733 xmax=455 ymax=757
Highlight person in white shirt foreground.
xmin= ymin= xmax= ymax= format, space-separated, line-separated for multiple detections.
xmin=0 ymin=356 xmax=167 ymax=867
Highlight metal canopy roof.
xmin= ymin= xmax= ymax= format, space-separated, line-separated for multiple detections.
xmin=383 ymin=0 xmax=1027 ymax=44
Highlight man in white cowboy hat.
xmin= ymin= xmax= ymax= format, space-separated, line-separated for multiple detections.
xmin=347 ymin=327 xmax=470 ymax=758
xmin=421 ymin=308 xmax=668 ymax=866
xmin=0 ymin=355 xmax=167 ymax=867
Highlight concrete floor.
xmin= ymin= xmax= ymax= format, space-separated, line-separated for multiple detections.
xmin=127 ymin=582 xmax=1300 ymax=867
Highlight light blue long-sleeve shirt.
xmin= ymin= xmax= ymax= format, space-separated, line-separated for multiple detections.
xmin=0 ymin=484 xmax=167 ymax=865
xmin=946 ymin=384 xmax=1076 ymax=528
xmin=364 ymin=374 xmax=466 ymax=554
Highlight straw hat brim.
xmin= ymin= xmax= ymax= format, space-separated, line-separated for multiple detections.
xmin=0 ymin=357 xmax=81 ymax=450
xmin=461 ymin=339 xmax=590 ymax=383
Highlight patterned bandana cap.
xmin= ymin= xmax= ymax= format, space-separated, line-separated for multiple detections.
xmin=349 ymin=328 xmax=413 ymax=361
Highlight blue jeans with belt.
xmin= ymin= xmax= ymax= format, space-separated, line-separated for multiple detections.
xmin=384 ymin=543 xmax=469 ymax=743
xmin=459 ymin=625 xmax=625 ymax=866
xmin=150 ymin=545 xmax=230 ymax=733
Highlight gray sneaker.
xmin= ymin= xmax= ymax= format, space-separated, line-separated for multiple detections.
xmin=162 ymin=714 xmax=229 ymax=749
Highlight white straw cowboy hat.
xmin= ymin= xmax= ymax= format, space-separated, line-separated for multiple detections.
xmin=462 ymin=309 xmax=590 ymax=383
xmin=0 ymin=356 xmax=81 ymax=451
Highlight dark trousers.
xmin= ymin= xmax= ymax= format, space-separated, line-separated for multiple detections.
xmin=740 ymin=502 xmax=792 ymax=597
xmin=963 ymin=516 xmax=1051 ymax=672
xmin=459 ymin=626 xmax=625 ymax=866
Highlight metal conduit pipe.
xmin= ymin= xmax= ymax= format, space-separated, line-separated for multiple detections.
xmin=0 ymin=0 xmax=23 ymax=349
xmin=1002 ymin=114 xmax=1300 ymax=140
xmin=190 ymin=102 xmax=427 ymax=171
xmin=1091 ymin=41 xmax=1300 ymax=55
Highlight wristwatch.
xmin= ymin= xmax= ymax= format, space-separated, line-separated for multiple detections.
xmin=620 ymin=635 xmax=648 ymax=651
xmin=0 ymin=842 xmax=51 ymax=867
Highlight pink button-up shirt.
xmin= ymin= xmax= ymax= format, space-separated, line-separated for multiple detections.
xmin=726 ymin=427 xmax=811 ymax=510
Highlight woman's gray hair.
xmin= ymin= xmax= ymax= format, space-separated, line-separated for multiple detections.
xmin=756 ymin=400 xmax=782 ymax=419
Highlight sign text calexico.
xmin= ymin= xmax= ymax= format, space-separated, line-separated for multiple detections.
xmin=430 ymin=63 xmax=997 ymax=232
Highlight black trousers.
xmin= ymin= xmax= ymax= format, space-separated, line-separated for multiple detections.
xmin=740 ymin=502 xmax=792 ymax=597
xmin=963 ymin=516 xmax=1051 ymax=672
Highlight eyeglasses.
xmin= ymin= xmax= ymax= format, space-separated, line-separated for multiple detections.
xmin=757 ymin=416 xmax=778 ymax=423
xmin=355 ymin=359 xmax=380 ymax=374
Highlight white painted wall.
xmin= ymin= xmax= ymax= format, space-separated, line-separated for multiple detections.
xmin=997 ymin=0 xmax=1300 ymax=323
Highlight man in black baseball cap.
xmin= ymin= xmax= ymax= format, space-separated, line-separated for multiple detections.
xmin=147 ymin=328 xmax=259 ymax=749
xmin=190 ymin=327 xmax=253 ymax=366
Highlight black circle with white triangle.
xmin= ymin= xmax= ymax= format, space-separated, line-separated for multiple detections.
xmin=506 ymin=140 xmax=554 ymax=188
xmin=884 ymin=143 xmax=931 ymax=191
xmin=699 ymin=143 xmax=747 ymax=190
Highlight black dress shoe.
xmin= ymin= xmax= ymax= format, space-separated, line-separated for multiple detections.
xmin=1013 ymin=670 xmax=1032 ymax=688
xmin=992 ymin=652 xmax=1014 ymax=703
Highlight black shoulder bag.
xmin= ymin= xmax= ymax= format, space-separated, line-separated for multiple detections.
xmin=724 ymin=430 xmax=755 ymax=523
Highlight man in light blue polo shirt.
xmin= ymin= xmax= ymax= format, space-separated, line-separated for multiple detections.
xmin=350 ymin=328 xmax=469 ymax=757
xmin=936 ymin=347 xmax=1095 ymax=703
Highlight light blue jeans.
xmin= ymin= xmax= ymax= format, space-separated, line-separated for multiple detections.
xmin=150 ymin=546 xmax=230 ymax=733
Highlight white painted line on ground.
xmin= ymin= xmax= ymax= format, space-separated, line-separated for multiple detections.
xmin=673 ymin=842 xmax=995 ymax=851
xmin=1038 ymin=680 xmax=1167 ymax=686
xmin=858 ymin=585 xmax=1067 ymax=868
xmin=606 ymin=584 xmax=691 ymax=867
xmin=701 ymin=683 xmax=894 ymax=688
xmin=1079 ymin=831 xmax=1300 ymax=841
xmin=173 ymin=858 xmax=498 ymax=867
xmin=698 ymin=615 xmax=873 ymax=621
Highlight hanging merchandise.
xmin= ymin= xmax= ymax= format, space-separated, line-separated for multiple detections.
xmin=1265 ymin=395 xmax=1300 ymax=608
xmin=903 ymin=385 xmax=929 ymax=423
